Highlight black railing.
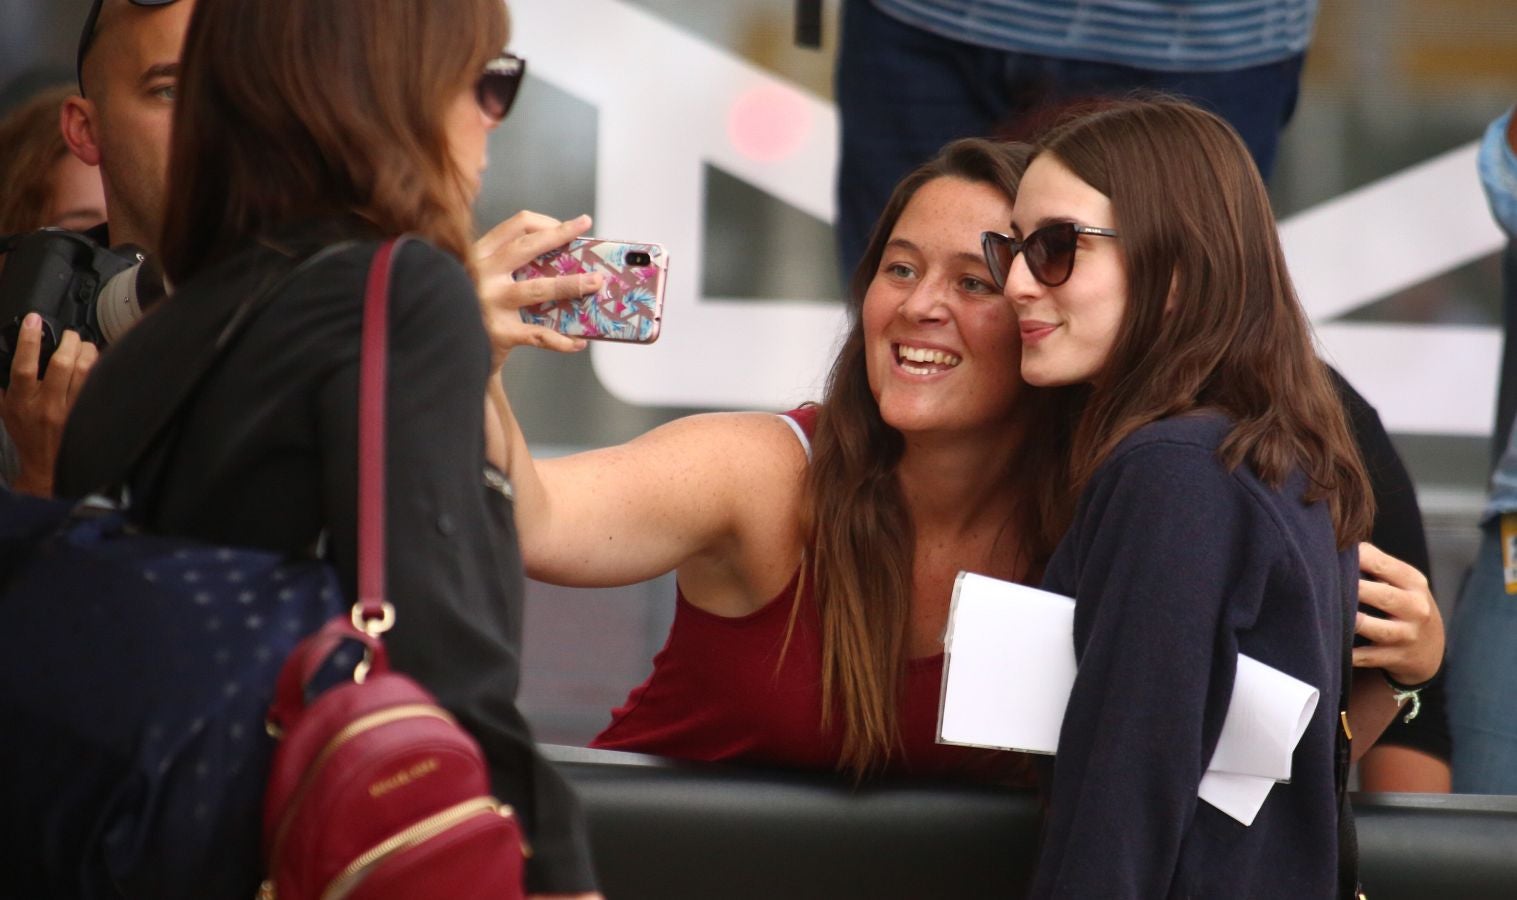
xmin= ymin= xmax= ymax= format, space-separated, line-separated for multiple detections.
xmin=544 ymin=744 xmax=1517 ymax=899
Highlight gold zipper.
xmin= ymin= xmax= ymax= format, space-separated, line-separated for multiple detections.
xmin=267 ymin=704 xmax=457 ymax=879
xmin=320 ymin=797 xmax=514 ymax=900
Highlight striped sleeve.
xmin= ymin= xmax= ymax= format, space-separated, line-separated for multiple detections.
xmin=870 ymin=0 xmax=1319 ymax=72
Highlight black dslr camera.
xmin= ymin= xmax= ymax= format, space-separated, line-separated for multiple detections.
xmin=0 ymin=228 xmax=167 ymax=388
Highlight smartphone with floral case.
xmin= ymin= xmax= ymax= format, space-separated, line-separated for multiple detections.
xmin=512 ymin=238 xmax=667 ymax=344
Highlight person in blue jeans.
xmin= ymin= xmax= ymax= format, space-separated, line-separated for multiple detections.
xmin=1447 ymin=104 xmax=1517 ymax=794
xmin=834 ymin=0 xmax=1316 ymax=276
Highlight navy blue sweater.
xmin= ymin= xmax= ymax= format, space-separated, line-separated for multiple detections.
xmin=1030 ymin=414 xmax=1355 ymax=899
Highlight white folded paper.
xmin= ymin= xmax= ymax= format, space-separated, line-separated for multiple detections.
xmin=937 ymin=572 xmax=1320 ymax=826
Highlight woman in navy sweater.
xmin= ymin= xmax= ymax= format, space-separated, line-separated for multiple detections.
xmin=984 ymin=98 xmax=1375 ymax=897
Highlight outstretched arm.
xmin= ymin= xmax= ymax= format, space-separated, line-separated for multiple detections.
xmin=491 ymin=378 xmax=803 ymax=591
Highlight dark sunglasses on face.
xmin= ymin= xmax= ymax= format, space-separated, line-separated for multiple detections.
xmin=77 ymin=0 xmax=180 ymax=96
xmin=980 ymin=222 xmax=1119 ymax=291
xmin=476 ymin=53 xmax=526 ymax=122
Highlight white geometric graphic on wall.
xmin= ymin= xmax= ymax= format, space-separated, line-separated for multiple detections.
xmin=513 ymin=0 xmax=1507 ymax=436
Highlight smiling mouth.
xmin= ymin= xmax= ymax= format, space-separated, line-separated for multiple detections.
xmin=895 ymin=343 xmax=962 ymax=376
xmin=1019 ymin=322 xmax=1058 ymax=345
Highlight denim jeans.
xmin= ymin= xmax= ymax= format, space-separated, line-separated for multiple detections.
xmin=1451 ymin=111 xmax=1517 ymax=791
xmin=1494 ymin=244 xmax=1517 ymax=467
xmin=1448 ymin=521 xmax=1517 ymax=793
xmin=834 ymin=0 xmax=1307 ymax=278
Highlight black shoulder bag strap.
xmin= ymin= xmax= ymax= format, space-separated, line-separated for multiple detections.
xmin=1337 ymin=577 xmax=1364 ymax=900
xmin=91 ymin=241 xmax=358 ymax=498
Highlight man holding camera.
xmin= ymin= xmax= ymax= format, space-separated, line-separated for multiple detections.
xmin=0 ymin=0 xmax=192 ymax=497
xmin=1 ymin=0 xmax=593 ymax=500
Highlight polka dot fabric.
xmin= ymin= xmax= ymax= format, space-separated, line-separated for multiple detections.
xmin=0 ymin=492 xmax=346 ymax=896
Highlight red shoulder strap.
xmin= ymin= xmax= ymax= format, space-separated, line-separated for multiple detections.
xmin=355 ymin=238 xmax=402 ymax=630
xmin=267 ymin=238 xmax=403 ymax=726
xmin=783 ymin=405 xmax=820 ymax=439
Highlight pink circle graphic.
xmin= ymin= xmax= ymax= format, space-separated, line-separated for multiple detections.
xmin=728 ymin=83 xmax=814 ymax=164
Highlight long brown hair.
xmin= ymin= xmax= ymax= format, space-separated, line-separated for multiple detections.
xmin=805 ymin=138 xmax=1073 ymax=775
xmin=0 ymin=85 xmax=79 ymax=233
xmin=1032 ymin=97 xmax=1373 ymax=544
xmin=159 ymin=0 xmax=506 ymax=282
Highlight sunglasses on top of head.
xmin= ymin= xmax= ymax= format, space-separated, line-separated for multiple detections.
xmin=476 ymin=53 xmax=526 ymax=123
xmin=980 ymin=222 xmax=1119 ymax=291
xmin=77 ymin=0 xmax=180 ymax=96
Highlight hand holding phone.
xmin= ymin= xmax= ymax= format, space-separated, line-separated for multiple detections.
xmin=474 ymin=212 xmax=604 ymax=365
xmin=512 ymin=239 xmax=667 ymax=344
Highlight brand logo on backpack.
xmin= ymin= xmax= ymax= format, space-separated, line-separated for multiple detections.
xmin=368 ymin=756 xmax=441 ymax=798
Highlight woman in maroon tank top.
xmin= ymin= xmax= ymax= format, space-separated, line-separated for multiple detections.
xmin=482 ymin=139 xmax=1442 ymax=785
xmin=494 ymin=138 xmax=1046 ymax=782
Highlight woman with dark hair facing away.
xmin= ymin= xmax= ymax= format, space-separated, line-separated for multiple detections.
xmin=988 ymin=97 xmax=1376 ymax=896
xmin=52 ymin=0 xmax=599 ymax=896
xmin=482 ymin=133 xmax=1439 ymax=786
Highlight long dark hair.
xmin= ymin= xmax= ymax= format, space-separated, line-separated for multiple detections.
xmin=804 ymin=138 xmax=1073 ymax=775
xmin=160 ymin=0 xmax=507 ymax=281
xmin=1032 ymin=97 xmax=1373 ymax=544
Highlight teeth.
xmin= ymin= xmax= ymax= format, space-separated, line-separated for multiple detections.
xmin=897 ymin=345 xmax=962 ymax=367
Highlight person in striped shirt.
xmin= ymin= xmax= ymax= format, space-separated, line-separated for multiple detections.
xmin=835 ymin=0 xmax=1316 ymax=276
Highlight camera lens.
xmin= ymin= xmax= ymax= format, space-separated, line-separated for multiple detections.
xmin=96 ymin=260 xmax=160 ymax=345
xmin=627 ymin=251 xmax=652 ymax=267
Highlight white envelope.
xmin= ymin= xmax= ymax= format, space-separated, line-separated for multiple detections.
xmin=937 ymin=571 xmax=1320 ymax=826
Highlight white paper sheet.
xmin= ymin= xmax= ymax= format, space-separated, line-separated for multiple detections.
xmin=1206 ymin=655 xmax=1320 ymax=781
xmin=937 ymin=571 xmax=1320 ymax=826
xmin=1196 ymin=770 xmax=1278 ymax=826
xmin=937 ymin=573 xmax=1077 ymax=754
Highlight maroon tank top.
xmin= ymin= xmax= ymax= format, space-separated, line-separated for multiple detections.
xmin=591 ymin=408 xmax=1033 ymax=784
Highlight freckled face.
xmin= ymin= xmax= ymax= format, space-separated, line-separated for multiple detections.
xmin=862 ymin=176 xmax=1025 ymax=438
xmin=1004 ymin=155 xmax=1128 ymax=387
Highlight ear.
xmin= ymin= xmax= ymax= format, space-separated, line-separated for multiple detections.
xmin=60 ymin=96 xmax=103 ymax=168
xmin=1164 ymin=267 xmax=1180 ymax=314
